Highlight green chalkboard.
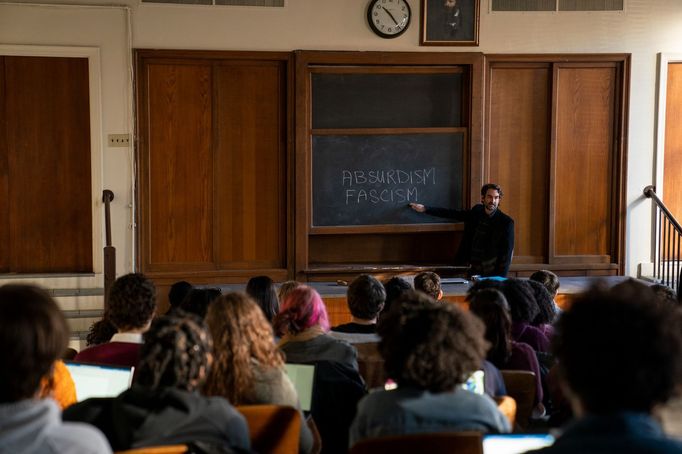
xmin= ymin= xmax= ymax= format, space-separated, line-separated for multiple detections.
xmin=312 ymin=133 xmax=464 ymax=227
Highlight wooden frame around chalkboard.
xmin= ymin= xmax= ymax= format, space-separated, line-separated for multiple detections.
xmin=294 ymin=51 xmax=485 ymax=281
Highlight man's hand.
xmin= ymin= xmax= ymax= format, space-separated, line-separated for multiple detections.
xmin=409 ymin=203 xmax=426 ymax=213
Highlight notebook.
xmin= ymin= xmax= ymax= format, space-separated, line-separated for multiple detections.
xmin=65 ymin=362 xmax=134 ymax=401
xmin=284 ymin=363 xmax=315 ymax=411
xmin=483 ymin=434 xmax=555 ymax=454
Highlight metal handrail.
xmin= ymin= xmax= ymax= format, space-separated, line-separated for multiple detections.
xmin=643 ymin=185 xmax=682 ymax=289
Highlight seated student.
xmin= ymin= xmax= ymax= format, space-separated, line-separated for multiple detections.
xmin=204 ymin=292 xmax=313 ymax=454
xmin=526 ymin=279 xmax=557 ymax=339
xmin=381 ymin=276 xmax=412 ymax=319
xmin=468 ymin=288 xmax=544 ymax=411
xmin=500 ymin=279 xmax=550 ymax=353
xmin=275 ymin=286 xmax=358 ymax=371
xmin=64 ymin=314 xmax=250 ymax=452
xmin=349 ymin=291 xmax=510 ymax=446
xmin=178 ymin=287 xmax=221 ymax=320
xmin=0 ymin=284 xmax=111 ymax=454
xmin=529 ymin=269 xmax=561 ymax=312
xmin=278 ymin=280 xmax=302 ymax=303
xmin=413 ymin=271 xmax=443 ymax=300
xmin=246 ymin=275 xmax=280 ymax=324
xmin=76 ymin=273 xmax=156 ymax=368
xmin=330 ymin=274 xmax=385 ymax=343
xmin=85 ymin=318 xmax=117 ymax=347
xmin=528 ymin=284 xmax=682 ymax=454
xmin=165 ymin=280 xmax=192 ymax=315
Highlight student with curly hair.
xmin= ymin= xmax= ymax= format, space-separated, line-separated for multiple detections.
xmin=275 ymin=286 xmax=358 ymax=370
xmin=413 ymin=271 xmax=443 ymax=300
xmin=204 ymin=292 xmax=313 ymax=453
xmin=349 ymin=291 xmax=510 ymax=445
xmin=526 ymin=279 xmax=557 ymax=339
xmin=528 ymin=284 xmax=682 ymax=453
xmin=75 ymin=273 xmax=157 ymax=368
xmin=64 ymin=314 xmax=249 ymax=452
xmin=0 ymin=284 xmax=111 ymax=454
xmin=500 ymin=279 xmax=550 ymax=353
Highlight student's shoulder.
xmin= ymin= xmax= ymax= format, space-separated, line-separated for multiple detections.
xmin=46 ymin=421 xmax=112 ymax=454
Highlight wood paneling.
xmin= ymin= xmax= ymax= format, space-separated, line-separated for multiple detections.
xmin=0 ymin=58 xmax=8 ymax=273
xmin=146 ymin=63 xmax=213 ymax=267
xmin=552 ymin=65 xmax=615 ymax=260
xmin=663 ymin=63 xmax=682 ymax=221
xmin=488 ymin=65 xmax=551 ymax=264
xmin=214 ymin=62 xmax=286 ymax=269
xmin=3 ymin=56 xmax=92 ymax=273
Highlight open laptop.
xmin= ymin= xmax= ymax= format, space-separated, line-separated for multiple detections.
xmin=284 ymin=363 xmax=315 ymax=411
xmin=65 ymin=362 xmax=134 ymax=401
xmin=483 ymin=434 xmax=555 ymax=454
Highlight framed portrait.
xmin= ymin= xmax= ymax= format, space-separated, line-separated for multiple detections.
xmin=420 ymin=0 xmax=480 ymax=46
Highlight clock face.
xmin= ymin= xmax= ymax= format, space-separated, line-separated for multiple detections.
xmin=367 ymin=0 xmax=411 ymax=39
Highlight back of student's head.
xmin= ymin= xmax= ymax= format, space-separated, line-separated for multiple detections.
xmin=413 ymin=271 xmax=442 ymax=300
xmin=526 ymin=279 xmax=556 ymax=326
xmin=382 ymin=276 xmax=412 ymax=316
xmin=168 ymin=280 xmax=192 ymax=310
xmin=347 ymin=274 xmax=386 ymax=320
xmin=136 ymin=313 xmax=212 ymax=392
xmin=468 ymin=288 xmax=512 ymax=366
xmin=85 ymin=318 xmax=117 ymax=346
xmin=178 ymin=287 xmax=221 ymax=319
xmin=529 ymin=270 xmax=560 ymax=296
xmin=246 ymin=275 xmax=279 ymax=323
xmin=378 ymin=290 xmax=487 ymax=393
xmin=554 ymin=284 xmax=682 ymax=414
xmin=500 ymin=278 xmax=538 ymax=323
xmin=650 ymin=284 xmax=678 ymax=307
xmin=278 ymin=280 xmax=302 ymax=303
xmin=273 ymin=286 xmax=329 ymax=336
xmin=107 ymin=273 xmax=157 ymax=331
xmin=0 ymin=284 xmax=68 ymax=403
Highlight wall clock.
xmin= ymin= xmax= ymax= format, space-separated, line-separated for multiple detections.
xmin=367 ymin=0 xmax=411 ymax=39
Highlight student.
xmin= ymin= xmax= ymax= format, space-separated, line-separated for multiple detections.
xmin=349 ymin=291 xmax=510 ymax=445
xmin=64 ymin=314 xmax=250 ymax=452
xmin=413 ymin=271 xmax=443 ymax=300
xmin=500 ymin=279 xmax=550 ymax=353
xmin=381 ymin=276 xmax=412 ymax=318
xmin=0 ymin=284 xmax=111 ymax=454
xmin=526 ymin=279 xmax=557 ymax=339
xmin=330 ymin=274 xmax=385 ymax=343
xmin=204 ymin=293 xmax=313 ymax=454
xmin=275 ymin=286 xmax=358 ymax=371
xmin=178 ymin=287 xmax=221 ymax=319
xmin=246 ymin=275 xmax=280 ymax=324
xmin=75 ymin=273 xmax=157 ymax=369
xmin=529 ymin=269 xmax=562 ymax=314
xmin=528 ymin=284 xmax=682 ymax=453
xmin=165 ymin=280 xmax=192 ymax=315
xmin=278 ymin=280 xmax=302 ymax=303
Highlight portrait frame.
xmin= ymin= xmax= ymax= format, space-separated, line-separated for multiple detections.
xmin=420 ymin=0 xmax=480 ymax=46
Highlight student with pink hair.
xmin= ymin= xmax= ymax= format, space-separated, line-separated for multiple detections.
xmin=274 ymin=286 xmax=358 ymax=371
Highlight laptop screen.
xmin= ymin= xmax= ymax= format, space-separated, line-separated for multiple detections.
xmin=65 ymin=362 xmax=134 ymax=401
xmin=461 ymin=369 xmax=485 ymax=395
xmin=284 ymin=363 xmax=315 ymax=411
xmin=483 ymin=434 xmax=555 ymax=454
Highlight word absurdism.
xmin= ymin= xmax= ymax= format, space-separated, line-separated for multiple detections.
xmin=341 ymin=167 xmax=437 ymax=205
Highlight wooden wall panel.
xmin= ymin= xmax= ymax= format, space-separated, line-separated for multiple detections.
xmin=0 ymin=57 xmax=8 ymax=273
xmin=146 ymin=63 xmax=213 ymax=267
xmin=4 ymin=56 xmax=92 ymax=273
xmin=553 ymin=65 xmax=615 ymax=260
xmin=488 ymin=65 xmax=551 ymax=264
xmin=214 ymin=62 xmax=286 ymax=268
xmin=663 ymin=63 xmax=682 ymax=221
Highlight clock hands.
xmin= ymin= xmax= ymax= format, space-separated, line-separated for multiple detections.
xmin=381 ymin=6 xmax=400 ymax=26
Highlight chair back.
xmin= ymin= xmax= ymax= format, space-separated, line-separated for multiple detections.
xmin=500 ymin=370 xmax=536 ymax=430
xmin=237 ymin=404 xmax=301 ymax=454
xmin=354 ymin=342 xmax=386 ymax=389
xmin=115 ymin=445 xmax=187 ymax=454
xmin=349 ymin=432 xmax=483 ymax=454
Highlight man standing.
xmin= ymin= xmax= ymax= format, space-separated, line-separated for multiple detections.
xmin=410 ymin=183 xmax=514 ymax=277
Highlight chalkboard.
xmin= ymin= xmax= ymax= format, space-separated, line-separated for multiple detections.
xmin=312 ymin=73 xmax=462 ymax=129
xmin=312 ymin=133 xmax=464 ymax=227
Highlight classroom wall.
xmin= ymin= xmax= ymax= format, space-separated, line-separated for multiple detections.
xmin=2 ymin=0 xmax=682 ymax=280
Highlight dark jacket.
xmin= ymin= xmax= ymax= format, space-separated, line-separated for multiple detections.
xmin=425 ymin=204 xmax=514 ymax=277
xmin=63 ymin=386 xmax=250 ymax=453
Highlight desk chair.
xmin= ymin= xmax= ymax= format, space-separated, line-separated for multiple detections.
xmin=349 ymin=432 xmax=483 ymax=454
xmin=237 ymin=404 xmax=301 ymax=454
xmin=501 ymin=370 xmax=537 ymax=431
xmin=354 ymin=342 xmax=386 ymax=389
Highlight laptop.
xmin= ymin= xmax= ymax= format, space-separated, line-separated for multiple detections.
xmin=461 ymin=369 xmax=485 ymax=395
xmin=65 ymin=362 xmax=134 ymax=401
xmin=284 ymin=363 xmax=315 ymax=411
xmin=483 ymin=434 xmax=555 ymax=454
